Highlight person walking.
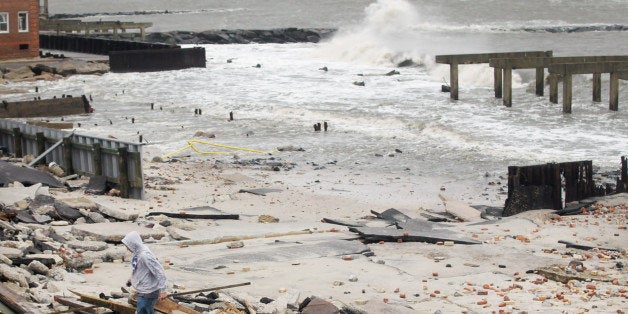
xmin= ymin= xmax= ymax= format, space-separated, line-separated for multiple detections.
xmin=121 ymin=231 xmax=168 ymax=314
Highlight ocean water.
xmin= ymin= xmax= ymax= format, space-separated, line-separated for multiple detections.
xmin=6 ymin=0 xmax=628 ymax=205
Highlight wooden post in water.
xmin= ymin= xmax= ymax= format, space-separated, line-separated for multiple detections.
xmin=92 ymin=143 xmax=102 ymax=176
xmin=549 ymin=74 xmax=558 ymax=103
xmin=12 ymin=128 xmax=22 ymax=157
xmin=63 ymin=137 xmax=74 ymax=175
xmin=450 ymin=62 xmax=459 ymax=100
xmin=36 ymin=132 xmax=46 ymax=164
xmin=592 ymin=73 xmax=602 ymax=102
xmin=503 ymin=67 xmax=512 ymax=107
xmin=535 ymin=67 xmax=544 ymax=96
xmin=117 ymin=147 xmax=130 ymax=198
xmin=610 ymin=72 xmax=619 ymax=111
xmin=494 ymin=68 xmax=502 ymax=98
xmin=563 ymin=74 xmax=573 ymax=114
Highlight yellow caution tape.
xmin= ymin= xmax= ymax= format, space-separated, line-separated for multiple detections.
xmin=162 ymin=140 xmax=276 ymax=159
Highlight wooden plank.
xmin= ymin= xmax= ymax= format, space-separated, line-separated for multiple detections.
xmin=435 ymin=51 xmax=551 ymax=65
xmin=53 ymin=295 xmax=101 ymax=314
xmin=0 ymin=283 xmax=43 ymax=314
xmin=549 ymin=61 xmax=628 ymax=75
xmin=489 ymin=55 xmax=628 ymax=69
xmin=69 ymin=290 xmax=136 ymax=314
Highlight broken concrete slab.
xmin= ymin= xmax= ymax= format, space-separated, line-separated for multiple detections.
xmin=164 ymin=221 xmax=343 ymax=246
xmin=56 ymin=197 xmax=98 ymax=211
xmin=166 ymin=238 xmax=369 ymax=271
xmin=0 ymin=183 xmax=48 ymax=206
xmin=85 ymin=175 xmax=107 ymax=195
xmin=438 ymin=194 xmax=482 ymax=222
xmin=0 ymin=247 xmax=23 ymax=259
xmin=300 ymin=296 xmax=340 ymax=314
xmin=66 ymin=240 xmax=109 ymax=252
xmin=70 ymin=222 xmax=165 ymax=243
xmin=95 ymin=204 xmax=138 ymax=221
xmin=52 ymin=201 xmax=83 ymax=221
xmin=348 ymin=226 xmax=481 ymax=245
xmin=321 ymin=218 xmax=366 ymax=227
xmin=371 ymin=208 xmax=412 ymax=223
xmin=0 ymin=161 xmax=64 ymax=188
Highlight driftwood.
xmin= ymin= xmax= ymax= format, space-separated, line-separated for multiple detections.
xmin=0 ymin=283 xmax=45 ymax=313
xmin=146 ymin=212 xmax=239 ymax=220
xmin=69 ymin=290 xmax=136 ymax=314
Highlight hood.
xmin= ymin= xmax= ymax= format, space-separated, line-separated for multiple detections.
xmin=121 ymin=231 xmax=144 ymax=253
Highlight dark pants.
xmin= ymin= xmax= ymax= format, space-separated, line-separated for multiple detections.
xmin=136 ymin=295 xmax=158 ymax=314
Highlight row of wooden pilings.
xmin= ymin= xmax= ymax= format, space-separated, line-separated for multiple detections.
xmin=435 ymin=51 xmax=628 ymax=113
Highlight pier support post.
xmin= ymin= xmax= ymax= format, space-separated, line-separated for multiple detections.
xmin=36 ymin=132 xmax=46 ymax=164
xmin=592 ymin=73 xmax=602 ymax=102
xmin=450 ymin=63 xmax=459 ymax=100
xmin=503 ymin=67 xmax=512 ymax=107
xmin=117 ymin=147 xmax=130 ymax=198
xmin=12 ymin=128 xmax=22 ymax=158
xmin=92 ymin=143 xmax=102 ymax=176
xmin=610 ymin=72 xmax=619 ymax=111
xmin=494 ymin=68 xmax=502 ymax=98
xmin=563 ymin=74 xmax=573 ymax=114
xmin=535 ymin=67 xmax=544 ymax=96
xmin=549 ymin=74 xmax=558 ymax=104
xmin=63 ymin=137 xmax=74 ymax=175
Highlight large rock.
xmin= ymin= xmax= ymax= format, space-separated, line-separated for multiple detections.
xmin=0 ymin=247 xmax=22 ymax=259
xmin=0 ymin=263 xmax=29 ymax=287
xmin=56 ymin=197 xmax=98 ymax=211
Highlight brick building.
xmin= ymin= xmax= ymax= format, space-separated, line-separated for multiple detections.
xmin=0 ymin=0 xmax=39 ymax=60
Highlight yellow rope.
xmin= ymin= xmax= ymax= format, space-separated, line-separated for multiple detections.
xmin=162 ymin=140 xmax=276 ymax=159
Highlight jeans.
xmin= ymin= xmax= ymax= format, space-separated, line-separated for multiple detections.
xmin=136 ymin=295 xmax=158 ymax=314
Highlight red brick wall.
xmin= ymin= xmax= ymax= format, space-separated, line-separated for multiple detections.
xmin=0 ymin=0 xmax=39 ymax=60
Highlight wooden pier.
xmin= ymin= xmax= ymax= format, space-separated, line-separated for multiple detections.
xmin=548 ymin=61 xmax=628 ymax=113
xmin=435 ymin=51 xmax=628 ymax=113
xmin=490 ymin=56 xmax=628 ymax=110
xmin=435 ymin=51 xmax=553 ymax=100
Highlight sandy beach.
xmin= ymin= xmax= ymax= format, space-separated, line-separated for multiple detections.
xmin=3 ymin=152 xmax=617 ymax=314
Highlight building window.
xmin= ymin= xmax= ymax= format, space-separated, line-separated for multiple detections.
xmin=18 ymin=12 xmax=28 ymax=32
xmin=19 ymin=44 xmax=29 ymax=50
xmin=0 ymin=12 xmax=8 ymax=33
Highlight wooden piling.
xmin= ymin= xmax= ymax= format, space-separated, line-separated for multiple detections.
xmin=494 ymin=68 xmax=502 ymax=98
xmin=610 ymin=72 xmax=619 ymax=111
xmin=549 ymin=74 xmax=558 ymax=103
xmin=12 ymin=128 xmax=22 ymax=158
xmin=36 ymin=132 xmax=46 ymax=164
xmin=563 ymin=74 xmax=572 ymax=114
xmin=592 ymin=73 xmax=602 ymax=102
xmin=450 ymin=63 xmax=459 ymax=100
xmin=63 ymin=137 xmax=74 ymax=175
xmin=535 ymin=67 xmax=544 ymax=96
xmin=503 ymin=67 xmax=512 ymax=107
xmin=92 ymin=143 xmax=102 ymax=176
xmin=117 ymin=147 xmax=130 ymax=198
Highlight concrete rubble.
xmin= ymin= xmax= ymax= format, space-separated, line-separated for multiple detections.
xmin=0 ymin=156 xmax=625 ymax=313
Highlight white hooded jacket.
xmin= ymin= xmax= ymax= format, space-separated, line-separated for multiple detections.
xmin=121 ymin=231 xmax=167 ymax=296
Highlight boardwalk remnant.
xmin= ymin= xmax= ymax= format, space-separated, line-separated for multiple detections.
xmin=435 ymin=51 xmax=552 ymax=100
xmin=489 ymin=55 xmax=628 ymax=108
xmin=548 ymin=61 xmax=628 ymax=113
